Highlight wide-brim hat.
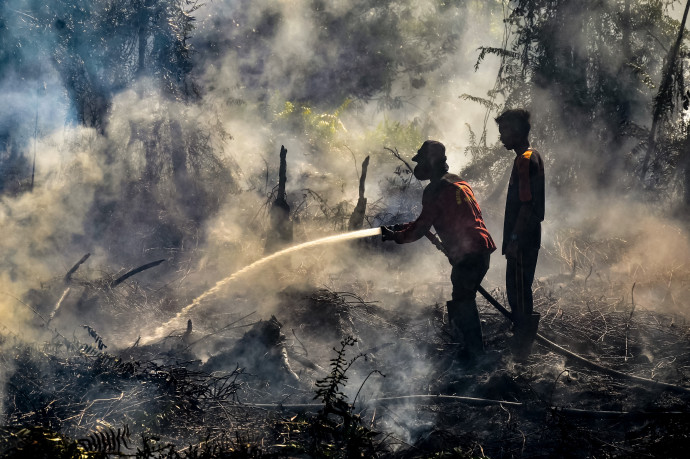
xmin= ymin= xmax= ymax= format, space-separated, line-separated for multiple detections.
xmin=412 ymin=140 xmax=446 ymax=163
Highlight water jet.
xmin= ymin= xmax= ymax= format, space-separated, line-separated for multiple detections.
xmin=142 ymin=227 xmax=382 ymax=344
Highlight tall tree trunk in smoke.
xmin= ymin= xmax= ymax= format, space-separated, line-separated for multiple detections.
xmin=598 ymin=0 xmax=634 ymax=187
xmin=681 ymin=124 xmax=690 ymax=215
xmin=641 ymin=0 xmax=690 ymax=181
xmin=170 ymin=120 xmax=188 ymax=184
xmin=142 ymin=120 xmax=163 ymax=185
xmin=170 ymin=119 xmax=195 ymax=218
xmin=684 ymin=153 xmax=690 ymax=212
xmin=137 ymin=0 xmax=153 ymax=75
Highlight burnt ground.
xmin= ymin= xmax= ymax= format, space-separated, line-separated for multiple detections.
xmin=1 ymin=265 xmax=690 ymax=458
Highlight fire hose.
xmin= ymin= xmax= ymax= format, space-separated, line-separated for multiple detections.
xmin=422 ymin=231 xmax=690 ymax=395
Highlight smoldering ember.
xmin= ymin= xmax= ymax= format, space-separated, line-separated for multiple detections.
xmin=2 ymin=2 xmax=690 ymax=458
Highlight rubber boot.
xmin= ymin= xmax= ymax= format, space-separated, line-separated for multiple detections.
xmin=511 ymin=312 xmax=541 ymax=360
xmin=447 ymin=300 xmax=484 ymax=363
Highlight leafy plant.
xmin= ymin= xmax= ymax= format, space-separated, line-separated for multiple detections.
xmin=82 ymin=325 xmax=107 ymax=350
xmin=310 ymin=336 xmax=384 ymax=458
xmin=78 ymin=425 xmax=131 ymax=455
xmin=314 ymin=336 xmax=361 ymax=411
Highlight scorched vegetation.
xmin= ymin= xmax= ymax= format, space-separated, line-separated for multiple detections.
xmin=2 ymin=0 xmax=690 ymax=458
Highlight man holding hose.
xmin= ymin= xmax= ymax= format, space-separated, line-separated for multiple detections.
xmin=381 ymin=140 xmax=496 ymax=363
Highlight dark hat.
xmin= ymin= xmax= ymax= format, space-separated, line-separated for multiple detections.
xmin=412 ymin=140 xmax=446 ymax=163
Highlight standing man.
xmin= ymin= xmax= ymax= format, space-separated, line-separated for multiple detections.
xmin=496 ymin=109 xmax=544 ymax=358
xmin=381 ymin=140 xmax=496 ymax=363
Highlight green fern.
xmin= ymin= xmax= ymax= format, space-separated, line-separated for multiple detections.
xmin=82 ymin=325 xmax=107 ymax=350
xmin=314 ymin=336 xmax=362 ymax=410
xmin=78 ymin=425 xmax=130 ymax=454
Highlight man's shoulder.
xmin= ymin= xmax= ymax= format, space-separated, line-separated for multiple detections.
xmin=527 ymin=148 xmax=543 ymax=161
xmin=423 ymin=174 xmax=460 ymax=198
xmin=514 ymin=149 xmax=543 ymax=168
xmin=440 ymin=172 xmax=463 ymax=185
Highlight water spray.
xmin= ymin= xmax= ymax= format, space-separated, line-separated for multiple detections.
xmin=142 ymin=227 xmax=382 ymax=344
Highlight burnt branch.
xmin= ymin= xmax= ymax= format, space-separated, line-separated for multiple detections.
xmin=64 ymin=253 xmax=90 ymax=284
xmin=109 ymin=259 xmax=165 ymax=288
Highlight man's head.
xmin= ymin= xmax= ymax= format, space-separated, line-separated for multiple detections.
xmin=412 ymin=140 xmax=448 ymax=180
xmin=495 ymin=109 xmax=531 ymax=151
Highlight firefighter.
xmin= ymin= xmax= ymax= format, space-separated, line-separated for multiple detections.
xmin=496 ymin=109 xmax=544 ymax=358
xmin=381 ymin=140 xmax=496 ymax=362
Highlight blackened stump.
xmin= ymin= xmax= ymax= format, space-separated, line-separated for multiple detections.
xmin=265 ymin=145 xmax=294 ymax=254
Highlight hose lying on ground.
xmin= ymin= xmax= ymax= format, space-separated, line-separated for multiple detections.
xmin=423 ymin=232 xmax=689 ymax=395
xmin=249 ymin=395 xmax=690 ymax=419
xmin=476 ymin=285 xmax=690 ymax=395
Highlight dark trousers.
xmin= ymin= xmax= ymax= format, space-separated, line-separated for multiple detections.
xmin=506 ymin=248 xmax=539 ymax=317
xmin=447 ymin=252 xmax=491 ymax=356
xmin=450 ymin=252 xmax=491 ymax=302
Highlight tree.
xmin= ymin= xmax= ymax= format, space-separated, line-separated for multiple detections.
xmin=466 ymin=0 xmax=686 ymax=200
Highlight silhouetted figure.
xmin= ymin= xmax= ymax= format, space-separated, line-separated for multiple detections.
xmin=381 ymin=140 xmax=496 ymax=363
xmin=496 ymin=109 xmax=545 ymax=358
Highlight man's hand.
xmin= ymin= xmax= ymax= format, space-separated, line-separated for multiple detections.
xmin=381 ymin=226 xmax=396 ymax=242
xmin=505 ymin=240 xmax=519 ymax=259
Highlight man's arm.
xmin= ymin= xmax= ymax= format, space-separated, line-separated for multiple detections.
xmin=512 ymin=203 xmax=537 ymax=239
xmin=392 ymin=188 xmax=437 ymax=244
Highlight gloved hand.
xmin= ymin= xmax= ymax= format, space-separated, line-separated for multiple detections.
xmin=381 ymin=225 xmax=396 ymax=242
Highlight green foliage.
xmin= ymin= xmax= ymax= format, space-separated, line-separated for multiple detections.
xmin=459 ymin=94 xmax=501 ymax=112
xmin=365 ymin=117 xmax=426 ymax=154
xmin=275 ymin=99 xmax=351 ymax=150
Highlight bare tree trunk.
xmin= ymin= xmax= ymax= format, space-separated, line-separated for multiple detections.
xmin=681 ymin=128 xmax=690 ymax=215
xmin=348 ymin=156 xmax=369 ymax=230
xmin=277 ymin=144 xmax=288 ymax=203
xmin=641 ymin=0 xmax=690 ymax=180
xmin=265 ymin=145 xmax=293 ymax=254
xmin=143 ymin=120 xmax=163 ymax=184
xmin=622 ymin=0 xmax=631 ymax=62
xmin=170 ymin=120 xmax=188 ymax=187
xmin=684 ymin=158 xmax=690 ymax=211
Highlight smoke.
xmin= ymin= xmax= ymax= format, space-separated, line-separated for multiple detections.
xmin=2 ymin=1 xmax=689 ymax=447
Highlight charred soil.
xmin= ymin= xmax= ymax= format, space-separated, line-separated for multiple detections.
xmin=2 ymin=266 xmax=690 ymax=458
